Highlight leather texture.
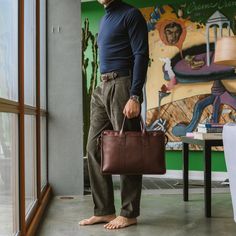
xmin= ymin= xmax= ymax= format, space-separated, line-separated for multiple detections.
xmin=101 ymin=117 xmax=166 ymax=175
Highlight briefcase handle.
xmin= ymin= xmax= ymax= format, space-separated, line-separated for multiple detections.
xmin=120 ymin=116 xmax=169 ymax=146
xmin=119 ymin=116 xmax=146 ymax=135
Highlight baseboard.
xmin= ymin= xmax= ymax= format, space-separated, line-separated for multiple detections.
xmin=26 ymin=186 xmax=52 ymax=236
xmin=145 ymin=170 xmax=229 ymax=181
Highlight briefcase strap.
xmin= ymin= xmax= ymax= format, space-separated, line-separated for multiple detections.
xmin=120 ymin=115 xmax=169 ymax=146
xmin=165 ymin=135 xmax=168 ymax=145
xmin=120 ymin=116 xmax=145 ymax=135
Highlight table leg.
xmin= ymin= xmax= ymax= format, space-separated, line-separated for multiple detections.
xmin=204 ymin=144 xmax=211 ymax=217
xmin=183 ymin=142 xmax=189 ymax=201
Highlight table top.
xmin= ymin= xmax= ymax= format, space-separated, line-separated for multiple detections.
xmin=181 ymin=136 xmax=223 ymax=146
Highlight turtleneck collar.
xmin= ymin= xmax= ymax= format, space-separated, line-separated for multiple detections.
xmin=105 ymin=0 xmax=122 ymax=13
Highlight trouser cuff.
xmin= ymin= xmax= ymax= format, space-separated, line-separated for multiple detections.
xmin=94 ymin=208 xmax=116 ymax=216
xmin=120 ymin=209 xmax=140 ymax=218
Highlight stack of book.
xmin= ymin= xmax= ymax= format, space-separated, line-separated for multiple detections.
xmin=193 ymin=123 xmax=224 ymax=140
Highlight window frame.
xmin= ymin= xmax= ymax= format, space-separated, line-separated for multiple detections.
xmin=0 ymin=0 xmax=51 ymax=235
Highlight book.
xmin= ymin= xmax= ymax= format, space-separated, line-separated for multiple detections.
xmin=197 ymin=127 xmax=223 ymax=133
xmin=198 ymin=123 xmax=224 ymax=128
xmin=186 ymin=132 xmax=194 ymax=138
xmin=193 ymin=132 xmax=222 ymax=140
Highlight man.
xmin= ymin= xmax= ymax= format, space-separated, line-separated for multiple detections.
xmin=79 ymin=0 xmax=149 ymax=229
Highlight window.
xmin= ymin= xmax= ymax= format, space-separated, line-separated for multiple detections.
xmin=0 ymin=113 xmax=19 ymax=235
xmin=0 ymin=0 xmax=49 ymax=235
xmin=0 ymin=0 xmax=18 ymax=101
xmin=41 ymin=116 xmax=47 ymax=189
xmin=40 ymin=0 xmax=47 ymax=109
xmin=24 ymin=0 xmax=36 ymax=106
xmin=24 ymin=115 xmax=37 ymax=217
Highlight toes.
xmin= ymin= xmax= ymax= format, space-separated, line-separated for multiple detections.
xmin=104 ymin=223 xmax=109 ymax=228
xmin=104 ymin=223 xmax=113 ymax=229
xmin=79 ymin=217 xmax=97 ymax=226
xmin=104 ymin=221 xmax=112 ymax=228
xmin=104 ymin=216 xmax=137 ymax=230
xmin=104 ymin=222 xmax=122 ymax=230
xmin=79 ymin=219 xmax=89 ymax=226
xmin=80 ymin=215 xmax=116 ymax=226
xmin=104 ymin=222 xmax=116 ymax=230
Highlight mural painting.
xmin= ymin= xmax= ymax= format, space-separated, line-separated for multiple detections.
xmin=141 ymin=2 xmax=236 ymax=150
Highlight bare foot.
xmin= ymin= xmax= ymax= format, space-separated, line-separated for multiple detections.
xmin=104 ymin=216 xmax=137 ymax=230
xmin=79 ymin=214 xmax=116 ymax=226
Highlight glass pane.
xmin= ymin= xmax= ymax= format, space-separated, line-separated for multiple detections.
xmin=24 ymin=115 xmax=37 ymax=218
xmin=40 ymin=116 xmax=47 ymax=189
xmin=40 ymin=0 xmax=47 ymax=109
xmin=0 ymin=113 xmax=19 ymax=235
xmin=0 ymin=1 xmax=18 ymax=101
xmin=24 ymin=0 xmax=36 ymax=106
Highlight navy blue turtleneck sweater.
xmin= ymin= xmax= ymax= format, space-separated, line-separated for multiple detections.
xmin=97 ymin=0 xmax=149 ymax=96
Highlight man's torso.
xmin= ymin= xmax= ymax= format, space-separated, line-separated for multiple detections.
xmin=97 ymin=1 xmax=135 ymax=73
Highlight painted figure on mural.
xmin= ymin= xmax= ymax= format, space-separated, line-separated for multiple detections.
xmin=164 ymin=22 xmax=183 ymax=45
xmin=79 ymin=0 xmax=149 ymax=230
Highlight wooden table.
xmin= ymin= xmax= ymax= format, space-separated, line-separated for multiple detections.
xmin=181 ymin=136 xmax=223 ymax=217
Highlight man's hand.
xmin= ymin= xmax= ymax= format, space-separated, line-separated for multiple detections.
xmin=123 ymin=99 xmax=140 ymax=119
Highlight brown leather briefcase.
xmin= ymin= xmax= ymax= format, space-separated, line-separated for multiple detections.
xmin=100 ymin=117 xmax=167 ymax=175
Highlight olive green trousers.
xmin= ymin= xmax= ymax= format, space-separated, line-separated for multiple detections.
xmin=87 ymin=75 xmax=142 ymax=218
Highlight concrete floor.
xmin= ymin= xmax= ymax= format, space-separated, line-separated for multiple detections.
xmin=36 ymin=188 xmax=236 ymax=236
